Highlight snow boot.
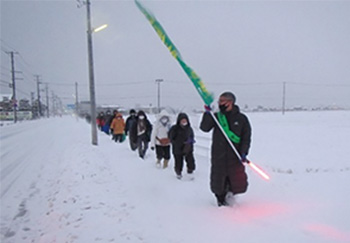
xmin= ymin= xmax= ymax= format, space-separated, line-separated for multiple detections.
xmin=216 ymin=194 xmax=228 ymax=207
xmin=163 ymin=159 xmax=169 ymax=169
xmin=186 ymin=171 xmax=194 ymax=181
xmin=156 ymin=159 xmax=161 ymax=168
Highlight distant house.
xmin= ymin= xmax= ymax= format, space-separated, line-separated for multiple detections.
xmin=0 ymin=94 xmax=12 ymax=100
xmin=0 ymin=94 xmax=33 ymax=120
xmin=0 ymin=94 xmax=13 ymax=111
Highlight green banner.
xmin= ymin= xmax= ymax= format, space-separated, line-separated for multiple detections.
xmin=135 ymin=0 xmax=214 ymax=106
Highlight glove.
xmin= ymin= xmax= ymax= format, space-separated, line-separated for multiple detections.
xmin=185 ymin=138 xmax=195 ymax=144
xmin=204 ymin=105 xmax=211 ymax=112
xmin=241 ymin=154 xmax=248 ymax=163
xmin=151 ymin=146 xmax=155 ymax=151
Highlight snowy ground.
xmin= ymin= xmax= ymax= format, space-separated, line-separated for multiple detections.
xmin=1 ymin=111 xmax=350 ymax=243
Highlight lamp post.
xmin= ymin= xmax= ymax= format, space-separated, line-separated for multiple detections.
xmin=86 ymin=0 xmax=98 ymax=145
xmin=155 ymin=79 xmax=163 ymax=113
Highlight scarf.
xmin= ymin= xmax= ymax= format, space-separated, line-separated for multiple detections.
xmin=217 ymin=112 xmax=241 ymax=144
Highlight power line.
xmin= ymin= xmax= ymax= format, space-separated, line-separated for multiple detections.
xmin=1 ymin=65 xmax=11 ymax=71
xmin=15 ymin=88 xmax=30 ymax=97
xmin=44 ymin=82 xmax=75 ymax=86
xmin=17 ymin=53 xmax=35 ymax=72
xmin=98 ymin=81 xmax=153 ymax=86
xmin=1 ymin=47 xmax=9 ymax=54
xmin=0 ymin=39 xmax=18 ymax=53
xmin=288 ymin=82 xmax=350 ymax=87
xmin=0 ymin=83 xmax=11 ymax=88
xmin=0 ymin=79 xmax=11 ymax=85
xmin=1 ymin=40 xmax=38 ymax=86
xmin=20 ymin=72 xmax=37 ymax=84
xmin=1 ymin=72 xmax=11 ymax=78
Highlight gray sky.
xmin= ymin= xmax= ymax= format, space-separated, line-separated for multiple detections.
xmin=1 ymin=0 xmax=350 ymax=110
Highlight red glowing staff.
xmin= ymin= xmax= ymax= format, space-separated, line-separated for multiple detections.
xmin=246 ymin=161 xmax=270 ymax=180
xmin=208 ymin=110 xmax=270 ymax=181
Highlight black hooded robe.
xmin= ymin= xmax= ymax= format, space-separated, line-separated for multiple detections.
xmin=200 ymin=106 xmax=251 ymax=195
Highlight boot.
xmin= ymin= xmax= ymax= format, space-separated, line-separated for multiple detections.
xmin=216 ymin=194 xmax=228 ymax=207
xmin=163 ymin=159 xmax=169 ymax=169
xmin=156 ymin=159 xmax=161 ymax=167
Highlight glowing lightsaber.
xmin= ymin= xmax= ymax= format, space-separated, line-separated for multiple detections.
xmin=247 ymin=161 xmax=270 ymax=180
xmin=209 ymin=111 xmax=270 ymax=181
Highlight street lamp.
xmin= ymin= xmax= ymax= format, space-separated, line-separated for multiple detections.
xmin=93 ymin=24 xmax=108 ymax=33
xmin=85 ymin=0 xmax=107 ymax=145
xmin=155 ymin=79 xmax=163 ymax=113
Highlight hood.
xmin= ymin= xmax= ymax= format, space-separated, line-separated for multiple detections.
xmin=176 ymin=113 xmax=190 ymax=126
xmin=157 ymin=110 xmax=171 ymax=123
xmin=137 ymin=110 xmax=147 ymax=119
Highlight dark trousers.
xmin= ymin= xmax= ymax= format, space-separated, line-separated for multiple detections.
xmin=215 ymin=177 xmax=231 ymax=199
xmin=174 ymin=153 xmax=195 ymax=175
xmin=129 ymin=138 xmax=138 ymax=151
xmin=155 ymin=145 xmax=170 ymax=160
xmin=137 ymin=134 xmax=149 ymax=158
xmin=113 ymin=134 xmax=123 ymax=142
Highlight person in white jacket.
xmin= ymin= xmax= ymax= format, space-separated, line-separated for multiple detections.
xmin=151 ymin=110 xmax=172 ymax=168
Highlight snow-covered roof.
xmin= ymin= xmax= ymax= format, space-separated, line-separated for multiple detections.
xmin=0 ymin=94 xmax=12 ymax=101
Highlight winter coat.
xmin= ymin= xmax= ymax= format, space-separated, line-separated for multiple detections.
xmin=110 ymin=113 xmax=125 ymax=135
xmin=168 ymin=113 xmax=195 ymax=155
xmin=151 ymin=110 xmax=172 ymax=147
xmin=129 ymin=111 xmax=152 ymax=143
xmin=96 ymin=116 xmax=105 ymax=127
xmin=200 ymin=105 xmax=252 ymax=195
xmin=125 ymin=115 xmax=137 ymax=136
xmin=104 ymin=112 xmax=113 ymax=126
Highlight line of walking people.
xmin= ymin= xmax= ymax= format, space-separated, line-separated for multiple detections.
xmin=95 ymin=92 xmax=253 ymax=207
xmin=96 ymin=109 xmax=196 ymax=179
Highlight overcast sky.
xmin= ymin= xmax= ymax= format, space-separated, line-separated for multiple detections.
xmin=1 ymin=0 xmax=350 ymax=110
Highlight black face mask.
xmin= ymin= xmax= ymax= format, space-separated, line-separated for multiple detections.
xmin=219 ymin=104 xmax=228 ymax=113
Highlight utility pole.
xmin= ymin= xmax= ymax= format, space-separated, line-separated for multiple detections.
xmin=35 ymin=75 xmax=42 ymax=117
xmin=155 ymin=79 xmax=163 ymax=113
xmin=8 ymin=51 xmax=18 ymax=123
xmin=52 ymin=91 xmax=56 ymax=116
xmin=282 ymin=82 xmax=286 ymax=115
xmin=30 ymin=92 xmax=35 ymax=106
xmin=75 ymin=82 xmax=79 ymax=116
xmin=45 ymin=83 xmax=49 ymax=118
xmin=86 ymin=0 xmax=98 ymax=145
xmin=57 ymin=95 xmax=62 ymax=114
xmin=30 ymin=92 xmax=35 ymax=118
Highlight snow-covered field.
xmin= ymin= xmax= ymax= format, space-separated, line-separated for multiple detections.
xmin=1 ymin=111 xmax=350 ymax=243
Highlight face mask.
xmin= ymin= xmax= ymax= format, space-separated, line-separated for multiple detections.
xmin=219 ymin=104 xmax=228 ymax=113
xmin=160 ymin=117 xmax=169 ymax=124
xmin=139 ymin=115 xmax=145 ymax=120
xmin=180 ymin=121 xmax=188 ymax=127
